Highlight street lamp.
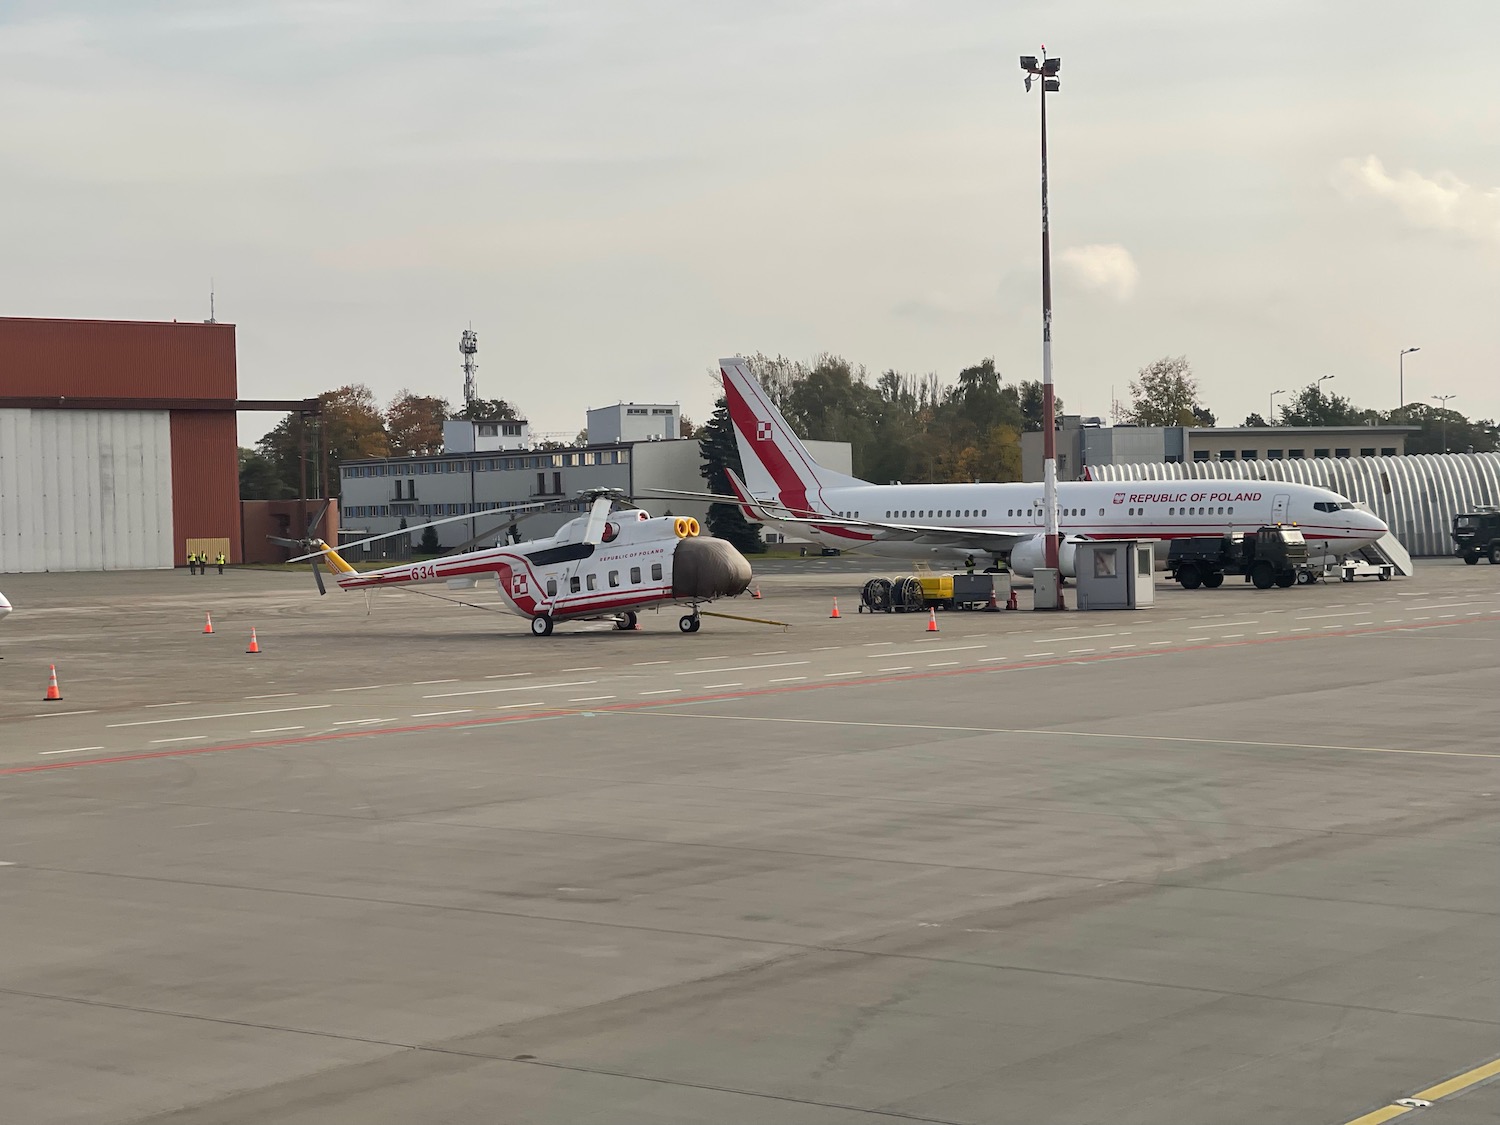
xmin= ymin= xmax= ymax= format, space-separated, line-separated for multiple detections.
xmin=1399 ymin=347 xmax=1420 ymax=409
xmin=1432 ymin=393 xmax=1457 ymax=452
xmin=1269 ymin=388 xmax=1286 ymax=424
xmin=1021 ymin=47 xmax=1062 ymax=606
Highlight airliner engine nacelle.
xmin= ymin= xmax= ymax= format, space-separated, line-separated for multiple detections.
xmin=1008 ymin=534 xmax=1078 ymax=579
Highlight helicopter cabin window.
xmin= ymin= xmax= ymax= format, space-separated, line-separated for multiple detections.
xmin=545 ymin=578 xmax=557 ymax=597
xmin=630 ymin=566 xmax=641 ymax=584
xmin=608 ymin=570 xmax=620 ymax=587
xmin=650 ymin=562 xmax=663 ymax=582
xmin=586 ymin=574 xmax=597 ymax=591
xmin=569 ymin=576 xmax=581 ymax=594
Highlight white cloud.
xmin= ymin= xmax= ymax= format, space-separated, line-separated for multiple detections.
xmin=1335 ymin=155 xmax=1500 ymax=247
xmin=1059 ymin=243 xmax=1139 ymax=301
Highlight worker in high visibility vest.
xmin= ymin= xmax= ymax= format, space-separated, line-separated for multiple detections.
xmin=215 ymin=552 xmax=226 ymax=575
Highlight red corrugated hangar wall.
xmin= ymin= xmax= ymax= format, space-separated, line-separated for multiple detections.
xmin=0 ymin=316 xmax=241 ymax=570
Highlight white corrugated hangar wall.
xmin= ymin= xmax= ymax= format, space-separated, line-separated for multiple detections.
xmin=0 ymin=408 xmax=175 ymax=572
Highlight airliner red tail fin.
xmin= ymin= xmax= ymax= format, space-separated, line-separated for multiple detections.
xmin=719 ymin=356 xmax=864 ymax=518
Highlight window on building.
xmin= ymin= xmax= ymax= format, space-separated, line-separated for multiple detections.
xmin=630 ymin=566 xmax=641 ymax=584
xmin=1314 ymin=448 xmax=1330 ymax=458
xmin=1268 ymin=449 xmax=1284 ymax=459
xmin=652 ymin=407 xmax=673 ymax=415
xmin=608 ymin=570 xmax=620 ymax=588
xmin=1335 ymin=448 xmax=1351 ymax=458
xmin=651 ymin=562 xmax=663 ymax=581
xmin=627 ymin=407 xmax=648 ymax=415
xmin=1241 ymin=450 xmax=1258 ymax=460
xmin=1219 ymin=450 xmax=1236 ymax=460
xmin=1381 ymin=447 xmax=1397 ymax=456
xmin=479 ymin=424 xmax=497 ymax=436
xmin=552 ymin=471 xmax=562 ymax=494
xmin=502 ymin=423 xmax=521 ymax=436
xmin=1192 ymin=451 xmax=1211 ymax=462
xmin=1287 ymin=449 xmax=1303 ymax=459
xmin=1360 ymin=447 xmax=1376 ymax=457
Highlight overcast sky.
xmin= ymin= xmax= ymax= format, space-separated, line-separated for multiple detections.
xmin=3 ymin=1 xmax=1496 ymax=447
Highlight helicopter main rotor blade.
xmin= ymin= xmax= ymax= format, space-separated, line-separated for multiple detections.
xmin=581 ymin=494 xmax=614 ymax=544
xmin=287 ymin=501 xmax=550 ymax=562
xmin=311 ymin=557 xmax=327 ymax=596
xmin=307 ymin=499 xmax=333 ymax=538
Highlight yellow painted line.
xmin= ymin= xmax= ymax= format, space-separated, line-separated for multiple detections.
xmin=1341 ymin=1106 xmax=1411 ymax=1125
xmin=1413 ymin=1053 xmax=1500 ymax=1100
xmin=1341 ymin=1054 xmax=1500 ymax=1125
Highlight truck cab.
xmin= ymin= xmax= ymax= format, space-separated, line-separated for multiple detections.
xmin=1452 ymin=508 xmax=1500 ymax=565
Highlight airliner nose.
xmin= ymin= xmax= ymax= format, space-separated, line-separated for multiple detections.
xmin=672 ymin=536 xmax=753 ymax=599
xmin=0 ymin=591 xmax=11 ymax=619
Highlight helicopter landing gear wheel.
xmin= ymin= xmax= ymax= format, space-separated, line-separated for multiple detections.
xmin=678 ymin=613 xmax=701 ymax=634
xmin=615 ymin=611 xmax=637 ymax=631
xmin=530 ymin=614 xmax=554 ymax=637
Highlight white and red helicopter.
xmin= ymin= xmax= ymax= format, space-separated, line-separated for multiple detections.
xmin=277 ymin=490 xmax=753 ymax=635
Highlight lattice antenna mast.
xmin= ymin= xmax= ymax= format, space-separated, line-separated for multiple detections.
xmin=459 ymin=327 xmax=479 ymax=405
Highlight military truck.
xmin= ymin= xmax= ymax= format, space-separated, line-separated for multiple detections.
xmin=1167 ymin=526 xmax=1311 ymax=590
xmin=1452 ymin=507 xmax=1500 ymax=565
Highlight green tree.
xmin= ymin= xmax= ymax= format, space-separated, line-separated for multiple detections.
xmin=1017 ymin=380 xmax=1064 ymax=433
xmin=1385 ymin=403 xmax=1498 ymax=454
xmin=456 ymin=398 xmax=519 ymax=421
xmin=1279 ymin=384 xmax=1363 ymax=427
xmin=418 ymin=523 xmax=440 ymax=554
xmin=1242 ymin=412 xmax=1269 ymax=427
xmin=698 ymin=396 xmax=764 ymax=553
xmin=238 ymin=447 xmax=292 ymax=499
xmin=387 ymin=389 xmax=449 ymax=456
xmin=1127 ymin=356 xmax=1207 ymax=427
xmin=256 ymin=385 xmax=390 ymax=498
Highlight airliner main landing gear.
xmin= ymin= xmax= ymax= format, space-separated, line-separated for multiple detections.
xmin=530 ymin=614 xmax=554 ymax=636
xmin=615 ymin=611 xmax=638 ymax=631
xmin=678 ymin=612 xmax=701 ymax=633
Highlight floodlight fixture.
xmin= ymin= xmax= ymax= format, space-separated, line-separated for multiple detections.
xmin=1044 ymin=78 xmax=1060 ymax=92
xmin=1044 ymin=57 xmax=1061 ymax=75
xmin=1020 ymin=55 xmax=1039 ymax=71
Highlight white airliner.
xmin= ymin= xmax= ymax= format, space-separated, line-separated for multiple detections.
xmin=0 ymin=588 xmax=11 ymax=622
xmin=717 ymin=356 xmax=1389 ymax=576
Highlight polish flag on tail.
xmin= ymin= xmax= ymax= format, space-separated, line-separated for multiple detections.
xmin=719 ymin=356 xmax=864 ymax=520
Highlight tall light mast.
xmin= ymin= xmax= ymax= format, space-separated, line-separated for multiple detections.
xmin=460 ymin=328 xmax=479 ymax=406
xmin=1021 ymin=47 xmax=1063 ymax=607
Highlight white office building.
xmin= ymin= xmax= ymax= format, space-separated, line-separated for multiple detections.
xmin=585 ymin=402 xmax=680 ymax=445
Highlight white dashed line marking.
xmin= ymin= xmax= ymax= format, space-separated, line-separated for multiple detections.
xmin=640 ymin=688 xmax=681 ymax=696
xmin=823 ymin=671 xmax=860 ymax=677
xmin=32 ymin=711 xmax=98 ymax=719
xmin=1024 ymin=652 xmax=1054 ymax=658
xmin=333 ymin=717 xmax=397 ymax=726
xmin=331 ymin=683 xmax=400 ymax=693
xmin=145 ymin=701 xmax=194 ymax=709
xmin=40 ymin=746 xmax=102 ymax=756
xmin=251 ymin=726 xmax=304 ymax=734
xmin=108 ymin=705 xmax=330 ymax=729
xmin=928 ymin=661 xmax=959 ymax=667
xmin=245 ymin=693 xmax=295 ymax=700
xmin=425 ymin=681 xmax=596 ymax=698
xmin=676 ymin=661 xmax=809 ymax=677
xmin=412 ymin=679 xmax=458 ymax=685
xmin=568 ymin=696 xmax=616 ymax=702
xmin=880 ymin=666 xmax=913 ymax=672
xmin=484 ymin=672 xmax=532 ymax=679
xmin=769 ymin=676 xmax=807 ymax=683
xmin=870 ymin=645 xmax=985 ymax=658
xmin=703 ymin=683 xmax=742 ymax=689
xmin=633 ymin=660 xmax=670 ymax=667
xmin=411 ymin=710 xmax=472 ymax=718
xmin=494 ymin=702 xmax=546 ymax=710
xmin=150 ymin=735 xmax=205 ymax=744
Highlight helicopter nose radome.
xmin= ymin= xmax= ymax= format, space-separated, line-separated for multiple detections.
xmin=672 ymin=536 xmax=753 ymax=599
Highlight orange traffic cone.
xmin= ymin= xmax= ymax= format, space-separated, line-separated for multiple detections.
xmin=1006 ymin=588 xmax=1018 ymax=611
xmin=202 ymin=612 xmax=214 ymax=635
xmin=926 ymin=608 xmax=939 ymax=633
xmin=43 ymin=664 xmax=63 ymax=702
xmin=246 ymin=628 xmax=260 ymax=654
xmin=751 ymin=585 xmax=762 ymax=600
xmin=985 ymin=587 xmax=1000 ymax=612
xmin=829 ymin=597 xmax=841 ymax=619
